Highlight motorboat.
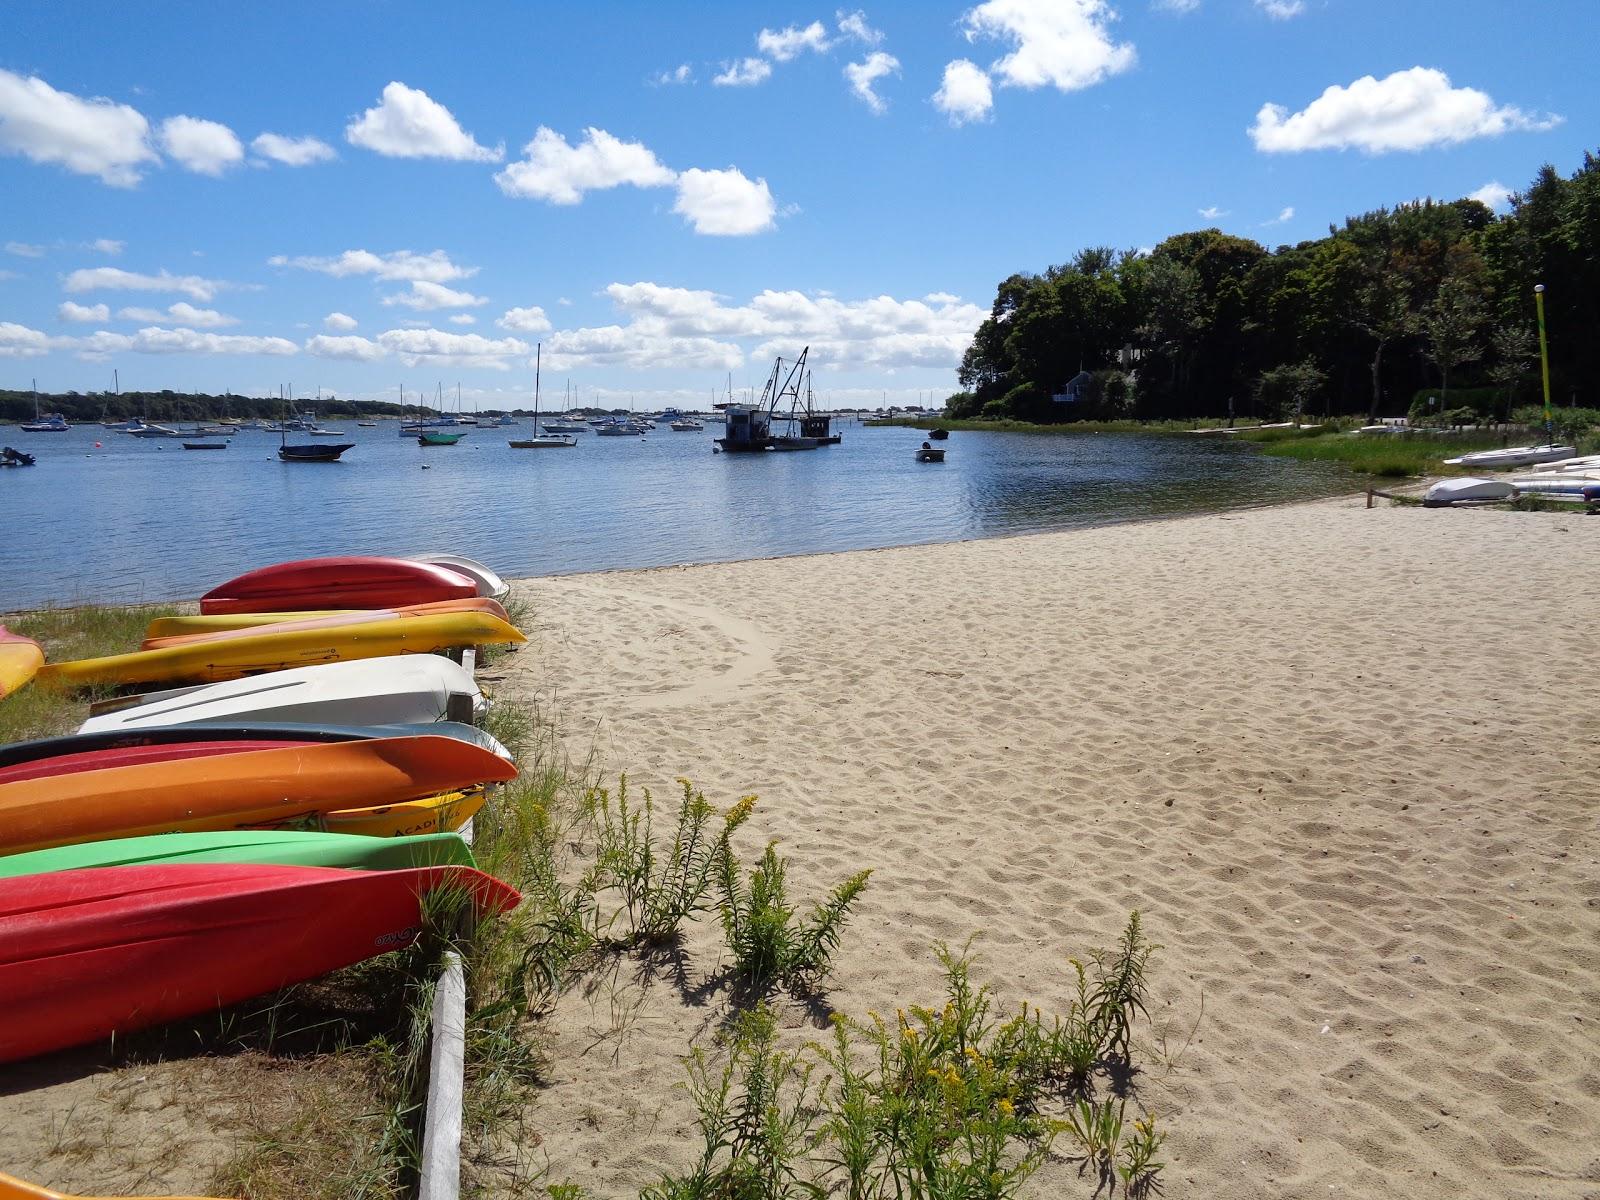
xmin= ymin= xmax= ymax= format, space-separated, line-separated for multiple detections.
xmin=182 ymin=441 xmax=228 ymax=451
xmin=418 ymin=430 xmax=466 ymax=446
xmin=20 ymin=412 xmax=70 ymax=433
xmin=596 ymin=420 xmax=642 ymax=437
xmin=670 ymin=418 xmax=705 ymax=431
xmin=279 ymin=442 xmax=354 ymax=461
xmin=1442 ymin=445 xmax=1577 ymax=470
xmin=540 ymin=417 xmax=587 ymax=433
xmin=1 ymin=446 xmax=36 ymax=467
xmin=914 ymin=444 xmax=946 ymax=462
xmin=128 ymin=424 xmax=185 ymax=438
xmin=1422 ymin=477 xmax=1515 ymax=506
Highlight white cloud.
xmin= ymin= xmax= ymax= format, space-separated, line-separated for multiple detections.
xmin=673 ymin=167 xmax=777 ymax=236
xmin=836 ymin=9 xmax=884 ymax=45
xmin=934 ymin=60 xmax=994 ymax=125
xmin=1153 ymin=0 xmax=1200 ymax=12
xmin=269 ymin=249 xmax=476 ymax=283
xmin=1251 ymin=67 xmax=1562 ymax=154
xmin=90 ymin=238 xmax=123 ymax=255
xmin=58 ymin=301 xmax=108 ymax=322
xmin=1468 ymin=180 xmax=1512 ymax=212
xmin=71 ymin=326 xmax=297 ymax=360
xmin=757 ymin=20 xmax=832 ymax=61
xmin=448 ymin=313 xmax=476 ymax=325
xmin=1254 ymin=0 xmax=1304 ymax=17
xmin=498 ymin=305 xmax=552 ymax=333
xmin=345 ymin=81 xmax=502 ymax=162
xmin=1198 ymin=205 xmax=1228 ymax=219
xmin=6 ymin=241 xmax=45 ymax=257
xmin=1262 ymin=205 xmax=1295 ymax=225
xmin=0 ymin=269 xmax=19 ymax=281
xmin=323 ymin=311 xmax=358 ymax=331
xmin=557 ymin=297 xmax=573 ymax=306
xmin=845 ymin=52 xmax=900 ymax=114
xmin=251 ymin=132 xmax=336 ymax=166
xmin=962 ymin=0 xmax=1136 ymax=94
xmin=167 ymin=301 xmax=237 ymax=327
xmin=0 ymin=321 xmax=51 ymax=357
xmin=544 ymin=282 xmax=987 ymax=374
xmin=713 ymin=58 xmax=774 ymax=87
xmin=158 ymin=115 xmax=244 ymax=175
xmin=0 ymin=68 xmax=157 ymax=186
xmin=306 ymin=333 xmax=386 ymax=362
xmin=381 ymin=280 xmax=489 ymax=311
xmin=653 ymin=64 xmax=694 ymax=85
xmin=494 ymin=126 xmax=675 ymax=204
xmin=116 ymin=307 xmax=168 ymax=322
xmin=64 ymin=266 xmax=227 ymax=302
xmin=375 ymin=328 xmax=529 ymax=370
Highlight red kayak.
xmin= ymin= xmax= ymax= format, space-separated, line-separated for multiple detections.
xmin=0 ymin=862 xmax=520 ymax=1063
xmin=0 ymin=739 xmax=304 ymax=786
xmin=200 ymin=556 xmax=478 ymax=615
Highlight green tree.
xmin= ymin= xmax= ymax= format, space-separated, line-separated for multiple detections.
xmin=1487 ymin=323 xmax=1537 ymax=420
xmin=1422 ymin=274 xmax=1488 ymax=405
xmin=1254 ymin=360 xmax=1327 ymax=423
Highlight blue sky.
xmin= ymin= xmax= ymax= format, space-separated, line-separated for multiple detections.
xmin=2 ymin=0 xmax=1595 ymax=410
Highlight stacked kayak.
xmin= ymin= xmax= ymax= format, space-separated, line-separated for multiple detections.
xmin=0 ymin=552 xmax=526 ymax=1068
xmin=0 ymin=863 xmax=519 ymax=1062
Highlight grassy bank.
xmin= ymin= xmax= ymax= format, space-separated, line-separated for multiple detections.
xmin=862 ymin=415 xmax=1250 ymax=434
xmin=1238 ymin=427 xmax=1598 ymax=478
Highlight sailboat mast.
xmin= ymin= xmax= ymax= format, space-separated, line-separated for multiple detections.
xmin=534 ymin=343 xmax=541 ymax=428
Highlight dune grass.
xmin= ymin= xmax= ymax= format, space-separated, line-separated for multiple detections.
xmin=0 ymin=602 xmax=184 ymax=742
xmin=1243 ymin=430 xmax=1540 ymax=478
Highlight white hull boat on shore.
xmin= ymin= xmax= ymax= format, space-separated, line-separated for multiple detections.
xmin=1443 ymin=444 xmax=1576 ymax=470
xmin=1423 ymin=477 xmax=1516 ymax=506
xmin=408 ymin=553 xmax=510 ymax=600
xmin=78 ymin=655 xmax=485 ymax=733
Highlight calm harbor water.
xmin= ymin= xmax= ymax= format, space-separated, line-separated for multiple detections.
xmin=0 ymin=420 xmax=1355 ymax=609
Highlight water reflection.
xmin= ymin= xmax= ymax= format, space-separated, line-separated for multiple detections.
xmin=0 ymin=423 xmax=1353 ymax=608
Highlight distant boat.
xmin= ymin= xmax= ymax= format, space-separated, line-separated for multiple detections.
xmin=357 ymin=421 xmax=379 ymax=427
xmin=914 ymin=444 xmax=946 ymax=463
xmin=127 ymin=424 xmax=185 ymax=439
xmin=670 ymin=418 xmax=705 ymax=431
xmin=771 ymin=435 xmax=820 ymax=451
xmin=182 ymin=441 xmax=228 ymax=451
xmin=510 ymin=344 xmax=576 ymax=448
xmin=595 ymin=418 xmax=641 ymax=437
xmin=19 ymin=382 xmax=69 ymax=432
xmin=1 ymin=446 xmax=36 ymax=467
xmin=279 ymin=442 xmax=353 ymax=462
xmin=308 ymin=427 xmax=347 ymax=436
xmin=540 ymin=418 xmax=587 ymax=432
xmin=418 ymin=430 xmax=466 ymax=446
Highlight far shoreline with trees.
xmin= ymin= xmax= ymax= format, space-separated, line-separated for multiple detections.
xmin=947 ymin=149 xmax=1599 ymax=433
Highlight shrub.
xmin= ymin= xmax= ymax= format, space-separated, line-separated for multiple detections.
xmin=717 ymin=841 xmax=870 ymax=993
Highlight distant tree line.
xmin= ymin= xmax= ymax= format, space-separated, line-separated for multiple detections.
xmin=0 ymin=390 xmax=469 ymax=423
xmin=951 ymin=149 xmax=1600 ymax=425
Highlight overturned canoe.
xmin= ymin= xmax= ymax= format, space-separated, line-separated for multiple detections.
xmin=78 ymin=655 xmax=485 ymax=734
xmin=0 ymin=734 xmax=516 ymax=855
xmin=200 ymin=556 xmax=478 ymax=614
xmin=0 ymin=862 xmax=520 ymax=1062
xmin=0 ymin=627 xmax=44 ymax=699
xmin=40 ymin=611 xmax=524 ymax=688
xmin=319 ymin=788 xmax=486 ymax=838
xmin=410 ymin=553 xmax=510 ymax=600
xmin=0 ymin=830 xmax=476 ymax=879
xmin=143 ymin=596 xmax=509 ymax=643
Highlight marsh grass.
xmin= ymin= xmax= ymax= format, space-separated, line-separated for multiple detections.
xmin=0 ymin=602 xmax=183 ymax=742
xmin=1245 ymin=429 xmax=1531 ymax=477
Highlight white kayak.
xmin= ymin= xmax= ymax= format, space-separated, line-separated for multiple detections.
xmin=78 ymin=654 xmax=485 ymax=734
xmin=1509 ymin=476 xmax=1600 ymax=497
xmin=1442 ymin=445 xmax=1576 ymax=469
xmin=410 ymin=554 xmax=510 ymax=600
xmin=1423 ymin=477 xmax=1516 ymax=505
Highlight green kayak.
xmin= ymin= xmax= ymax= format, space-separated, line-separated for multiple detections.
xmin=0 ymin=830 xmax=475 ymax=878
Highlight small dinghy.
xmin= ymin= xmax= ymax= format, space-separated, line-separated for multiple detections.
xmin=1423 ymin=477 xmax=1516 ymax=506
xmin=914 ymin=443 xmax=946 ymax=462
xmin=1442 ymin=445 xmax=1576 ymax=470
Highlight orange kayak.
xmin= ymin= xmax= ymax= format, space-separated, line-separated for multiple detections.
xmin=0 ymin=735 xmax=517 ymax=855
xmin=141 ymin=596 xmax=509 ymax=648
xmin=0 ymin=1170 xmax=226 ymax=1199
xmin=0 ymin=626 xmax=45 ymax=699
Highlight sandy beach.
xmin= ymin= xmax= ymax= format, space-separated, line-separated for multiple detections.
xmin=4 ymin=494 xmax=1597 ymax=1198
xmin=484 ymin=494 xmax=1600 ymax=1198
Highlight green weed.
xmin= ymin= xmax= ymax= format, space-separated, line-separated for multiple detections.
xmin=718 ymin=840 xmax=871 ymax=993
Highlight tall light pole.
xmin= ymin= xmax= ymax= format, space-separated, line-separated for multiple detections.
xmin=1534 ymin=283 xmax=1553 ymax=445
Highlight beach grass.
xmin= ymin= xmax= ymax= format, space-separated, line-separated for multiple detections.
xmin=0 ymin=602 xmax=183 ymax=742
xmin=1241 ymin=429 xmax=1543 ymax=478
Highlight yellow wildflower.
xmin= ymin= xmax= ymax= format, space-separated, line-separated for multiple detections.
xmin=997 ymin=1099 xmax=1015 ymax=1116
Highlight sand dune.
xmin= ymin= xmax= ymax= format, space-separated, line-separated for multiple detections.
xmin=492 ymin=496 xmax=1600 ymax=1198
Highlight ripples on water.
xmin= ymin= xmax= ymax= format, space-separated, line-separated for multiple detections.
xmin=0 ymin=421 xmax=1354 ymax=608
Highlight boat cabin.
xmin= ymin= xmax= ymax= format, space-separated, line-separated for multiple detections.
xmin=718 ymin=404 xmax=773 ymax=452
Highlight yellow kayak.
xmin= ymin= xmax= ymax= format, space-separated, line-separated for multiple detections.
xmin=143 ymin=596 xmax=508 ymax=641
xmin=317 ymin=788 xmax=486 ymax=837
xmin=39 ymin=612 xmax=525 ymax=689
xmin=0 ymin=1168 xmax=227 ymax=1199
xmin=0 ymin=627 xmax=45 ymax=699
